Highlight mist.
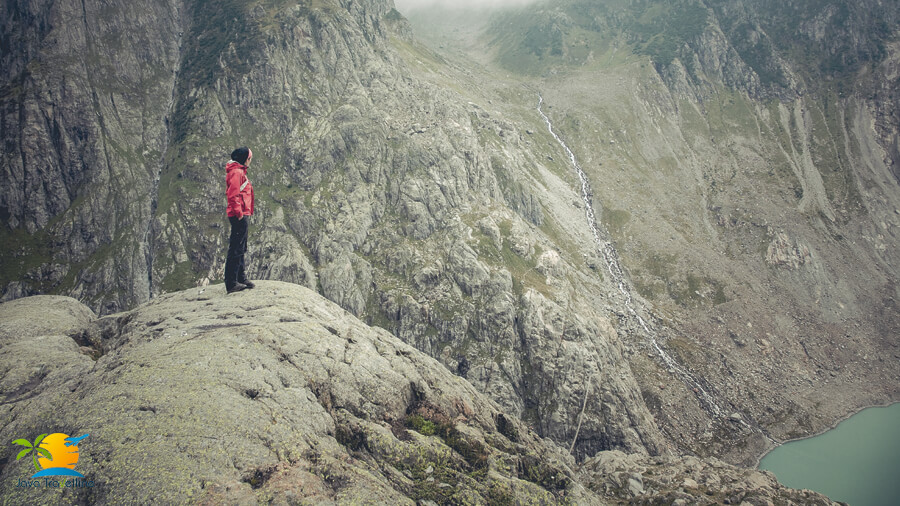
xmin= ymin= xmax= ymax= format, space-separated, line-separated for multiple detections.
xmin=393 ymin=0 xmax=540 ymax=13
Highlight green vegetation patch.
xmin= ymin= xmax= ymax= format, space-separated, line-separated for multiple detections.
xmin=489 ymin=4 xmax=615 ymax=75
xmin=405 ymin=413 xmax=489 ymax=470
xmin=160 ymin=260 xmax=197 ymax=293
xmin=601 ymin=208 xmax=631 ymax=239
xmin=406 ymin=414 xmax=437 ymax=436
xmin=629 ymin=3 xmax=709 ymax=67
xmin=391 ymin=35 xmax=448 ymax=72
xmin=634 ymin=253 xmax=727 ymax=308
xmin=399 ymin=410 xmax=491 ymax=503
xmin=0 ymin=227 xmax=53 ymax=289
xmin=518 ymin=451 xmax=571 ymax=492
xmin=665 ymin=336 xmax=700 ymax=365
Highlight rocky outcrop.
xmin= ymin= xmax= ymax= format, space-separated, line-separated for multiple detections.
xmin=0 ymin=284 xmax=839 ymax=504
xmin=0 ymin=282 xmax=594 ymax=504
xmin=765 ymin=232 xmax=811 ymax=269
xmin=578 ymin=450 xmax=840 ymax=505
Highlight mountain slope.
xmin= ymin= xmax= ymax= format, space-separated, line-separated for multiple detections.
xmin=0 ymin=0 xmax=183 ymax=312
xmin=0 ymin=0 xmax=668 ymax=462
xmin=2 ymin=0 xmax=898 ymax=470
xmin=403 ymin=0 xmax=900 ymax=464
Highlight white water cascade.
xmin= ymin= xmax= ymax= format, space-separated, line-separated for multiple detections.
xmin=537 ymin=95 xmax=724 ymax=418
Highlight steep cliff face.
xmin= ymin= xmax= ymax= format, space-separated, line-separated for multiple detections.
xmin=423 ymin=0 xmax=900 ymax=462
xmin=0 ymin=0 xmax=183 ymax=313
xmin=0 ymin=0 xmax=669 ymax=462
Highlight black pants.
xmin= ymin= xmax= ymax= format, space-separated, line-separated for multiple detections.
xmin=225 ymin=216 xmax=249 ymax=288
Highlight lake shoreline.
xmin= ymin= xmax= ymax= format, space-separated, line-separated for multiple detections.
xmin=751 ymin=399 xmax=900 ymax=469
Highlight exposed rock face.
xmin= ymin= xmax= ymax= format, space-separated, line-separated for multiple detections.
xmin=578 ymin=450 xmax=840 ymax=505
xmin=0 ymin=282 xmax=590 ymax=504
xmin=433 ymin=0 xmax=900 ymax=464
xmin=0 ymin=0 xmax=668 ymax=461
xmin=0 ymin=284 xmax=838 ymax=504
xmin=0 ymin=0 xmax=183 ymax=313
xmin=765 ymin=232 xmax=811 ymax=269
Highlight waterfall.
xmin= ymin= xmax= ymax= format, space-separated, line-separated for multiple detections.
xmin=537 ymin=95 xmax=724 ymax=418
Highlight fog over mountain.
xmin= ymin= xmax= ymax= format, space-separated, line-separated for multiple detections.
xmin=394 ymin=0 xmax=537 ymax=12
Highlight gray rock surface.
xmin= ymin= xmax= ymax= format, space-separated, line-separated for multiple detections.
xmin=0 ymin=282 xmax=591 ymax=504
xmin=2 ymin=0 xmax=899 ymax=478
xmin=578 ymin=450 xmax=841 ymax=505
xmin=765 ymin=232 xmax=811 ymax=269
xmin=0 ymin=284 xmax=843 ymax=504
xmin=411 ymin=0 xmax=900 ymax=465
xmin=0 ymin=0 xmax=182 ymax=314
xmin=0 ymin=0 xmax=667 ymax=461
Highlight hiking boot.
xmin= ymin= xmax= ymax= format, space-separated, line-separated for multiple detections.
xmin=240 ymin=280 xmax=255 ymax=289
xmin=227 ymin=282 xmax=248 ymax=294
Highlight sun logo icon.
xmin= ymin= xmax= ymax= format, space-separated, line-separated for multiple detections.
xmin=13 ymin=433 xmax=89 ymax=477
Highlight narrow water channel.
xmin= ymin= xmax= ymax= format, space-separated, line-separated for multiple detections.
xmin=759 ymin=403 xmax=900 ymax=506
xmin=536 ymin=95 xmax=724 ymax=418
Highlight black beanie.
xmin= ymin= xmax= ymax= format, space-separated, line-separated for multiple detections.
xmin=231 ymin=147 xmax=250 ymax=165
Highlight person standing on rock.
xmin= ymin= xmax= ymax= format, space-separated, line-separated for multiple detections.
xmin=224 ymin=147 xmax=256 ymax=293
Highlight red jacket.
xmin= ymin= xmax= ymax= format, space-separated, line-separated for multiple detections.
xmin=225 ymin=161 xmax=254 ymax=218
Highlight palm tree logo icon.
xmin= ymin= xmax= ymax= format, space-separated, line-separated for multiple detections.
xmin=13 ymin=433 xmax=89 ymax=477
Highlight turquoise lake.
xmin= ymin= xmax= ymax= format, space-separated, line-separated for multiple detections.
xmin=758 ymin=403 xmax=900 ymax=506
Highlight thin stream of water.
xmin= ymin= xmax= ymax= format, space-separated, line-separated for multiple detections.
xmin=537 ymin=95 xmax=723 ymax=417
